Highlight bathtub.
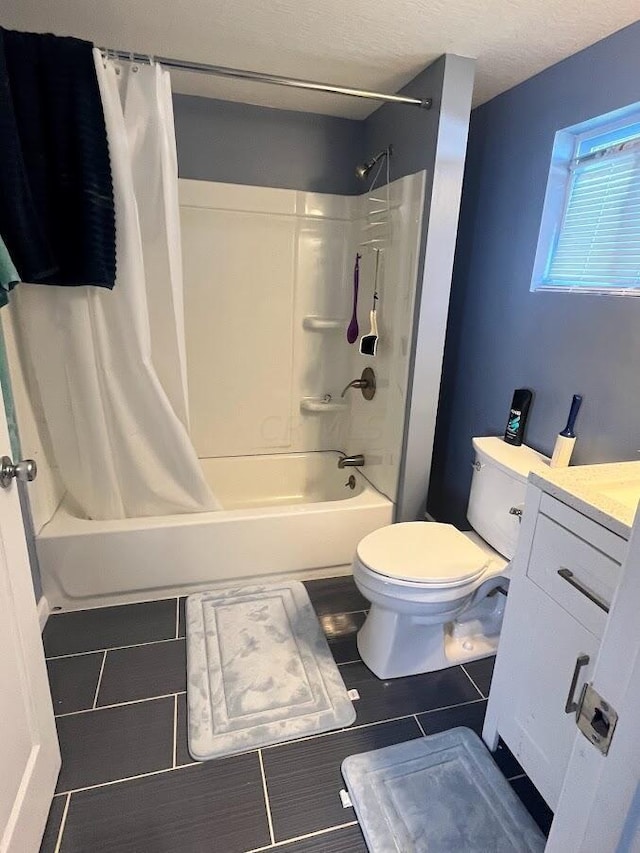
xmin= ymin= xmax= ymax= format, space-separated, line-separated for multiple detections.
xmin=37 ymin=451 xmax=393 ymax=611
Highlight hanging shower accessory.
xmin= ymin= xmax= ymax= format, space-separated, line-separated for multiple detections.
xmin=360 ymin=249 xmax=381 ymax=357
xmin=347 ymin=253 xmax=361 ymax=344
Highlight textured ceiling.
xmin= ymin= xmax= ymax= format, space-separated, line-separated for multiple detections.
xmin=2 ymin=1 xmax=639 ymax=118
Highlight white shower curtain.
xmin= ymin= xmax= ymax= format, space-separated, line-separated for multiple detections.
xmin=9 ymin=52 xmax=219 ymax=519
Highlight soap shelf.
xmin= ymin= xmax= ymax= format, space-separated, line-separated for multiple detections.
xmin=302 ymin=316 xmax=347 ymax=332
xmin=300 ymin=397 xmax=348 ymax=414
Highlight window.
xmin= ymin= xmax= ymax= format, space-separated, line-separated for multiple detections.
xmin=531 ymin=105 xmax=640 ymax=295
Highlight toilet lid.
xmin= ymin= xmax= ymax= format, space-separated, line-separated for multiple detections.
xmin=357 ymin=522 xmax=489 ymax=585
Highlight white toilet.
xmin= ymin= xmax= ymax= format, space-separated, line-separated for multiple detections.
xmin=353 ymin=437 xmax=550 ymax=679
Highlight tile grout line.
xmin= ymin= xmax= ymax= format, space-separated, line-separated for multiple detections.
xmin=244 ymin=820 xmax=359 ymax=853
xmin=414 ymin=714 xmax=427 ymax=737
xmin=57 ymin=691 xmax=185 ymax=718
xmin=53 ymin=698 xmax=488 ymax=796
xmin=257 ymin=749 xmax=275 ymax=847
xmin=92 ymin=651 xmax=107 ymax=709
xmin=57 ymin=761 xmax=201 ymax=796
xmin=175 ymin=597 xmax=180 ymax=639
xmin=460 ymin=664 xmax=486 ymax=699
xmin=46 ymin=635 xmax=185 ymax=661
xmin=261 ymin=698 xmax=487 ymax=751
xmin=53 ymin=792 xmax=71 ymax=853
xmin=172 ymin=694 xmax=178 ymax=768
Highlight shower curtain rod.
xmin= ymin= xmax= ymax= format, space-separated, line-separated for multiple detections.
xmin=102 ymin=49 xmax=433 ymax=109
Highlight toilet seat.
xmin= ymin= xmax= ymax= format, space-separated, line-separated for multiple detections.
xmin=356 ymin=522 xmax=490 ymax=587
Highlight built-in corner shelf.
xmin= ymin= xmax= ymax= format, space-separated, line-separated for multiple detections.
xmin=300 ymin=397 xmax=348 ymax=414
xmin=302 ymin=316 xmax=347 ymax=332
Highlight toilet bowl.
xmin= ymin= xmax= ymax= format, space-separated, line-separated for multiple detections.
xmin=353 ymin=437 xmax=550 ymax=679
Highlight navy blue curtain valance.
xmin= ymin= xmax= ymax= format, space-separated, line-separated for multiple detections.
xmin=0 ymin=28 xmax=115 ymax=288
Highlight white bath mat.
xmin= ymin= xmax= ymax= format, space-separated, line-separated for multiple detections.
xmin=186 ymin=582 xmax=356 ymax=760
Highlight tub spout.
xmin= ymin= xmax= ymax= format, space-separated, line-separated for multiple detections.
xmin=338 ymin=454 xmax=365 ymax=468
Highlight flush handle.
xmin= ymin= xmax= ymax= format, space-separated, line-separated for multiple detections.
xmin=0 ymin=456 xmax=37 ymax=489
xmin=509 ymin=506 xmax=523 ymax=523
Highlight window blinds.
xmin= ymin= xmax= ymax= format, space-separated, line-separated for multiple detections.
xmin=544 ymin=138 xmax=640 ymax=290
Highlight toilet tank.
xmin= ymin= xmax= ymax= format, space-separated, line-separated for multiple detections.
xmin=467 ymin=437 xmax=550 ymax=559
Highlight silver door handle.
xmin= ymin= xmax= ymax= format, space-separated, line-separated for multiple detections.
xmin=557 ymin=568 xmax=609 ymax=614
xmin=0 ymin=456 xmax=37 ymax=489
xmin=565 ymin=653 xmax=590 ymax=714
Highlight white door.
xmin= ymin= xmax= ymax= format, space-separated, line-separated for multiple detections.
xmin=0 ymin=379 xmax=60 ymax=853
xmin=547 ymin=504 xmax=640 ymax=852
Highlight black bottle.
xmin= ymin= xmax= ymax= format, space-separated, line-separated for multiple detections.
xmin=504 ymin=389 xmax=533 ymax=446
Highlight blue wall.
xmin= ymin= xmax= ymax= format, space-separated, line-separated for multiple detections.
xmin=173 ymin=94 xmax=364 ymax=195
xmin=429 ymin=21 xmax=640 ymax=526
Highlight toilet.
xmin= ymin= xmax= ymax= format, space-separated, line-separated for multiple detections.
xmin=353 ymin=437 xmax=550 ymax=679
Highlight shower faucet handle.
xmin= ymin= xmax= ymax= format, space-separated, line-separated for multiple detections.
xmin=340 ymin=367 xmax=376 ymax=400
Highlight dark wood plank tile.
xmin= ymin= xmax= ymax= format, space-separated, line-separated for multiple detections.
xmin=303 ymin=577 xmax=369 ymax=618
xmin=178 ymin=596 xmax=186 ymax=638
xmin=320 ymin=611 xmax=366 ymax=664
xmin=340 ymin=661 xmax=480 ymax=726
xmin=59 ymin=754 xmax=270 ymax=853
xmin=43 ymin=600 xmax=177 ymax=657
xmin=278 ymin=824 xmax=367 ymax=851
xmin=510 ymin=776 xmax=554 ymax=836
xmin=463 ymin=655 xmax=496 ymax=697
xmin=175 ymin=692 xmax=198 ymax=767
xmin=417 ymin=698 xmax=487 ymax=738
xmin=55 ymin=697 xmax=174 ymax=792
xmin=97 ymin=639 xmax=186 ymax=706
xmin=47 ymin=653 xmax=104 ymax=715
xmin=39 ymin=795 xmax=67 ymax=853
xmin=262 ymin=716 xmax=421 ymax=841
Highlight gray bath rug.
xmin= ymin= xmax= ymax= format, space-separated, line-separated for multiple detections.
xmin=342 ymin=727 xmax=546 ymax=853
xmin=186 ymin=582 xmax=356 ymax=760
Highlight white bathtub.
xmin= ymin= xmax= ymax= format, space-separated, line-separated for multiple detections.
xmin=37 ymin=451 xmax=392 ymax=610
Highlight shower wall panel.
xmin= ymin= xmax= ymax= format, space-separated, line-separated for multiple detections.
xmin=179 ymin=180 xmax=355 ymax=457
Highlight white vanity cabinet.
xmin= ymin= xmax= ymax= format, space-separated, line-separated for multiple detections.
xmin=483 ymin=484 xmax=628 ymax=811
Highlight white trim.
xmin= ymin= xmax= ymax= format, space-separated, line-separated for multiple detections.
xmin=37 ymin=595 xmax=50 ymax=632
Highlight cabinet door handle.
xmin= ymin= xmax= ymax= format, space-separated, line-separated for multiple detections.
xmin=565 ymin=653 xmax=590 ymax=714
xmin=557 ymin=568 xmax=610 ymax=614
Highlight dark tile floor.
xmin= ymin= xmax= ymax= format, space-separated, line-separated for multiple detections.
xmin=40 ymin=577 xmax=553 ymax=852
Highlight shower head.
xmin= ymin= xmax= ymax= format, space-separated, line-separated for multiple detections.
xmin=355 ymin=145 xmax=393 ymax=180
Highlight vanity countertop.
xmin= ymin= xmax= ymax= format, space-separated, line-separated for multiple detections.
xmin=529 ymin=460 xmax=640 ymax=540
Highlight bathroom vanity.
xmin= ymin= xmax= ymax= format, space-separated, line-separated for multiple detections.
xmin=483 ymin=461 xmax=640 ymax=811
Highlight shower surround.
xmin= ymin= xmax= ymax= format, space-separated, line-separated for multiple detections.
xmin=30 ymin=174 xmax=424 ymax=609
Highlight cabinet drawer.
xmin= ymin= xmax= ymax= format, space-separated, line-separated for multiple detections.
xmin=527 ymin=513 xmax=620 ymax=637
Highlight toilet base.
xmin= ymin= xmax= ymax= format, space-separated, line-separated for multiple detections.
xmin=357 ymin=591 xmax=506 ymax=679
